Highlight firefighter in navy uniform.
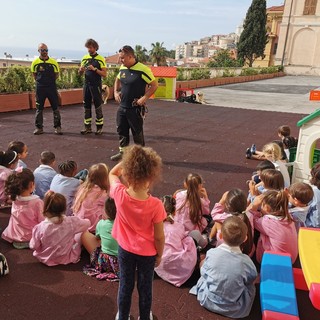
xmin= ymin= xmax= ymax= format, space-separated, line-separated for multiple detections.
xmin=79 ymin=39 xmax=107 ymax=135
xmin=31 ymin=43 xmax=62 ymax=135
xmin=110 ymin=46 xmax=158 ymax=161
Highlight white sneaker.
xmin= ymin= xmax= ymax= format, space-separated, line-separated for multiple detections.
xmin=0 ymin=253 xmax=9 ymax=276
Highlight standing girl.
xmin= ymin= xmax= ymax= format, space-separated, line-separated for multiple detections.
xmin=1 ymin=168 xmax=44 ymax=249
xmin=0 ymin=150 xmax=19 ymax=206
xmin=210 ymin=189 xmax=254 ymax=256
xmin=8 ymin=141 xmax=28 ymax=169
xmin=109 ymin=145 xmax=166 ymax=320
xmin=175 ymin=173 xmax=210 ymax=232
xmin=30 ymin=191 xmax=90 ymax=266
xmin=82 ymin=198 xmax=119 ymax=280
xmin=251 ymin=190 xmax=298 ymax=263
xmin=155 ymin=195 xmax=198 ymax=287
xmin=73 ymin=163 xmax=109 ymax=232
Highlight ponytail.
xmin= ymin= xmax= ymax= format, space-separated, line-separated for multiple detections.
xmin=162 ymin=195 xmax=176 ymax=224
xmin=0 ymin=150 xmax=18 ymax=168
xmin=5 ymin=168 xmax=34 ymax=201
xmin=262 ymin=190 xmax=292 ymax=222
xmin=43 ymin=191 xmax=66 ymax=222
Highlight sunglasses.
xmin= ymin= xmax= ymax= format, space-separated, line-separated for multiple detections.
xmin=40 ymin=49 xmax=48 ymax=52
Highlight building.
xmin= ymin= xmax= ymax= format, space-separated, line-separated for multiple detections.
xmin=253 ymin=5 xmax=284 ymax=67
xmin=276 ymin=0 xmax=320 ymax=75
xmin=175 ymin=43 xmax=192 ymax=60
xmin=105 ymin=53 xmax=121 ymax=67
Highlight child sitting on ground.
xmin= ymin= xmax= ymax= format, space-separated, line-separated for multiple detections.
xmin=82 ymin=198 xmax=119 ymax=281
xmin=1 ymin=168 xmax=44 ymax=249
xmin=50 ymin=160 xmax=81 ymax=216
xmin=262 ymin=142 xmax=290 ymax=187
xmin=190 ymin=216 xmax=257 ymax=319
xmin=210 ymin=189 xmax=254 ymax=256
xmin=287 ymin=182 xmax=314 ymax=231
xmin=306 ymin=163 xmax=320 ymax=228
xmin=175 ymin=173 xmax=210 ymax=233
xmin=34 ymin=151 xmax=57 ymax=199
xmin=8 ymin=141 xmax=28 ymax=169
xmin=109 ymin=145 xmax=166 ymax=320
xmin=73 ymin=163 xmax=109 ymax=232
xmin=248 ymin=168 xmax=285 ymax=204
xmin=30 ymin=191 xmax=90 ymax=266
xmin=155 ymin=195 xmax=198 ymax=287
xmin=250 ymin=190 xmax=298 ymax=264
xmin=0 ymin=150 xmax=19 ymax=206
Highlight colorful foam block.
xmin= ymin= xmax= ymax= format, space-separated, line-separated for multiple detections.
xmin=299 ymin=228 xmax=320 ymax=310
xmin=260 ymin=251 xmax=299 ymax=319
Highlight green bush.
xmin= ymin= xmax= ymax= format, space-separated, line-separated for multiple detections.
xmin=240 ymin=68 xmax=260 ymax=76
xmin=177 ymin=68 xmax=187 ymax=81
xmin=102 ymin=68 xmax=119 ymax=87
xmin=190 ymin=68 xmax=210 ymax=80
xmin=222 ymin=69 xmax=236 ymax=77
xmin=259 ymin=66 xmax=279 ymax=74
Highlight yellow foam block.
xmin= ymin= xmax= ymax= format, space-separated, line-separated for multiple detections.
xmin=299 ymin=227 xmax=320 ymax=288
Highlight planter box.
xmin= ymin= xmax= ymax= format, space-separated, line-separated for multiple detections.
xmin=59 ymin=89 xmax=83 ymax=106
xmin=0 ymin=92 xmax=31 ymax=112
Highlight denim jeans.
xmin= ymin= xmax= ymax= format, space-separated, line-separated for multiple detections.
xmin=117 ymin=246 xmax=156 ymax=320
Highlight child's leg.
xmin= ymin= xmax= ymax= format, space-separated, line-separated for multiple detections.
xmin=81 ymin=231 xmax=100 ymax=254
xmin=136 ymin=254 xmax=156 ymax=320
xmin=118 ymin=246 xmax=136 ymax=319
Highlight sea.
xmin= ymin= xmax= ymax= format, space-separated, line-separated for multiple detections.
xmin=0 ymin=46 xmax=113 ymax=60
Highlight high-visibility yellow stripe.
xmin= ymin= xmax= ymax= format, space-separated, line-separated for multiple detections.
xmin=95 ymin=118 xmax=104 ymax=125
xmin=84 ymin=118 xmax=92 ymax=125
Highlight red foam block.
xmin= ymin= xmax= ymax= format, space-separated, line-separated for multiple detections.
xmin=263 ymin=310 xmax=300 ymax=320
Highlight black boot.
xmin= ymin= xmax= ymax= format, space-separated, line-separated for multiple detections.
xmin=81 ymin=124 xmax=92 ymax=135
xmin=95 ymin=125 xmax=103 ymax=135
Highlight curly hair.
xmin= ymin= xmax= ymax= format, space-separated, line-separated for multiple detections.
xmin=58 ymin=160 xmax=77 ymax=177
xmin=5 ymin=168 xmax=34 ymax=201
xmin=121 ymin=145 xmax=162 ymax=190
xmin=73 ymin=163 xmax=109 ymax=212
xmin=43 ymin=191 xmax=66 ymax=222
xmin=105 ymin=198 xmax=117 ymax=220
xmin=85 ymin=38 xmax=99 ymax=50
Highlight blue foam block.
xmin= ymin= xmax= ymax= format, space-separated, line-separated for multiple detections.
xmin=260 ymin=252 xmax=299 ymax=317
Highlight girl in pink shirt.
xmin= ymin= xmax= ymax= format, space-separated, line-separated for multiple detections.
xmin=73 ymin=163 xmax=109 ymax=232
xmin=30 ymin=191 xmax=90 ymax=266
xmin=155 ymin=195 xmax=197 ymax=287
xmin=109 ymin=145 xmax=166 ymax=320
xmin=250 ymin=190 xmax=298 ymax=263
xmin=210 ymin=188 xmax=254 ymax=256
xmin=1 ymin=168 xmax=44 ymax=249
xmin=174 ymin=173 xmax=210 ymax=233
xmin=0 ymin=150 xmax=19 ymax=206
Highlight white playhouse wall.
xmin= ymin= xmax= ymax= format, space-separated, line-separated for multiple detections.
xmin=292 ymin=119 xmax=320 ymax=184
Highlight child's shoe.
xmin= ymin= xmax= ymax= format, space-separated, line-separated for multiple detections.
xmin=250 ymin=144 xmax=256 ymax=154
xmin=0 ymin=253 xmax=9 ymax=276
xmin=246 ymin=148 xmax=252 ymax=159
xmin=13 ymin=241 xmax=29 ymax=249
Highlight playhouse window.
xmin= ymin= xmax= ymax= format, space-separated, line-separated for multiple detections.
xmin=157 ymin=78 xmax=166 ymax=86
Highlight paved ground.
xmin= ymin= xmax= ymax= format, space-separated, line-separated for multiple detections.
xmin=201 ymin=75 xmax=320 ymax=114
xmin=0 ymin=92 xmax=320 ymax=319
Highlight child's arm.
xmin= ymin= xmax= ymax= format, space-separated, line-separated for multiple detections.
xmin=109 ymin=162 xmax=123 ymax=186
xmin=209 ymin=222 xmax=221 ymax=241
xmin=154 ymin=221 xmax=165 ymax=267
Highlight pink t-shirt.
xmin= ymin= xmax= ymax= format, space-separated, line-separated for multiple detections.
xmin=30 ymin=216 xmax=90 ymax=266
xmin=1 ymin=195 xmax=44 ymax=243
xmin=252 ymin=211 xmax=298 ymax=264
xmin=73 ymin=185 xmax=108 ymax=232
xmin=110 ymin=180 xmax=166 ymax=256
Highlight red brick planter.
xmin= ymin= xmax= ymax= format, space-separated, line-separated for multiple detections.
xmin=0 ymin=92 xmax=30 ymax=112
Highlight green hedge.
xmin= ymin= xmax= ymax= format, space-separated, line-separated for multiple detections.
xmin=0 ymin=66 xmax=119 ymax=94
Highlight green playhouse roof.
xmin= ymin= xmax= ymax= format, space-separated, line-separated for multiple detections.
xmin=297 ymin=109 xmax=320 ymax=127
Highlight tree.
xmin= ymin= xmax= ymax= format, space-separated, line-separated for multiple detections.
xmin=237 ymin=0 xmax=267 ymax=67
xmin=165 ymin=49 xmax=176 ymax=59
xmin=207 ymin=49 xmax=242 ymax=68
xmin=135 ymin=45 xmax=148 ymax=63
xmin=149 ymin=42 xmax=167 ymax=66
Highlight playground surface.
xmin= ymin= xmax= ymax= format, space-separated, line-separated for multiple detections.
xmin=1 ymin=94 xmax=320 ymax=319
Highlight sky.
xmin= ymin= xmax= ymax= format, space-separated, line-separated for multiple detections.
xmin=0 ymin=0 xmax=283 ymax=59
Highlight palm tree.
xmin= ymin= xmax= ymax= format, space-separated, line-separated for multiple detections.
xmin=150 ymin=42 xmax=167 ymax=66
xmin=135 ymin=45 xmax=148 ymax=63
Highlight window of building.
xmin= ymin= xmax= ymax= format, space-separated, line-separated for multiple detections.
xmin=3 ymin=63 xmax=6 ymax=67
xmin=304 ymin=0 xmax=318 ymax=15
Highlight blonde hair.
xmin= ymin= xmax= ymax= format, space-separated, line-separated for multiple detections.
xmin=262 ymin=142 xmax=281 ymax=162
xmin=73 ymin=163 xmax=109 ymax=212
